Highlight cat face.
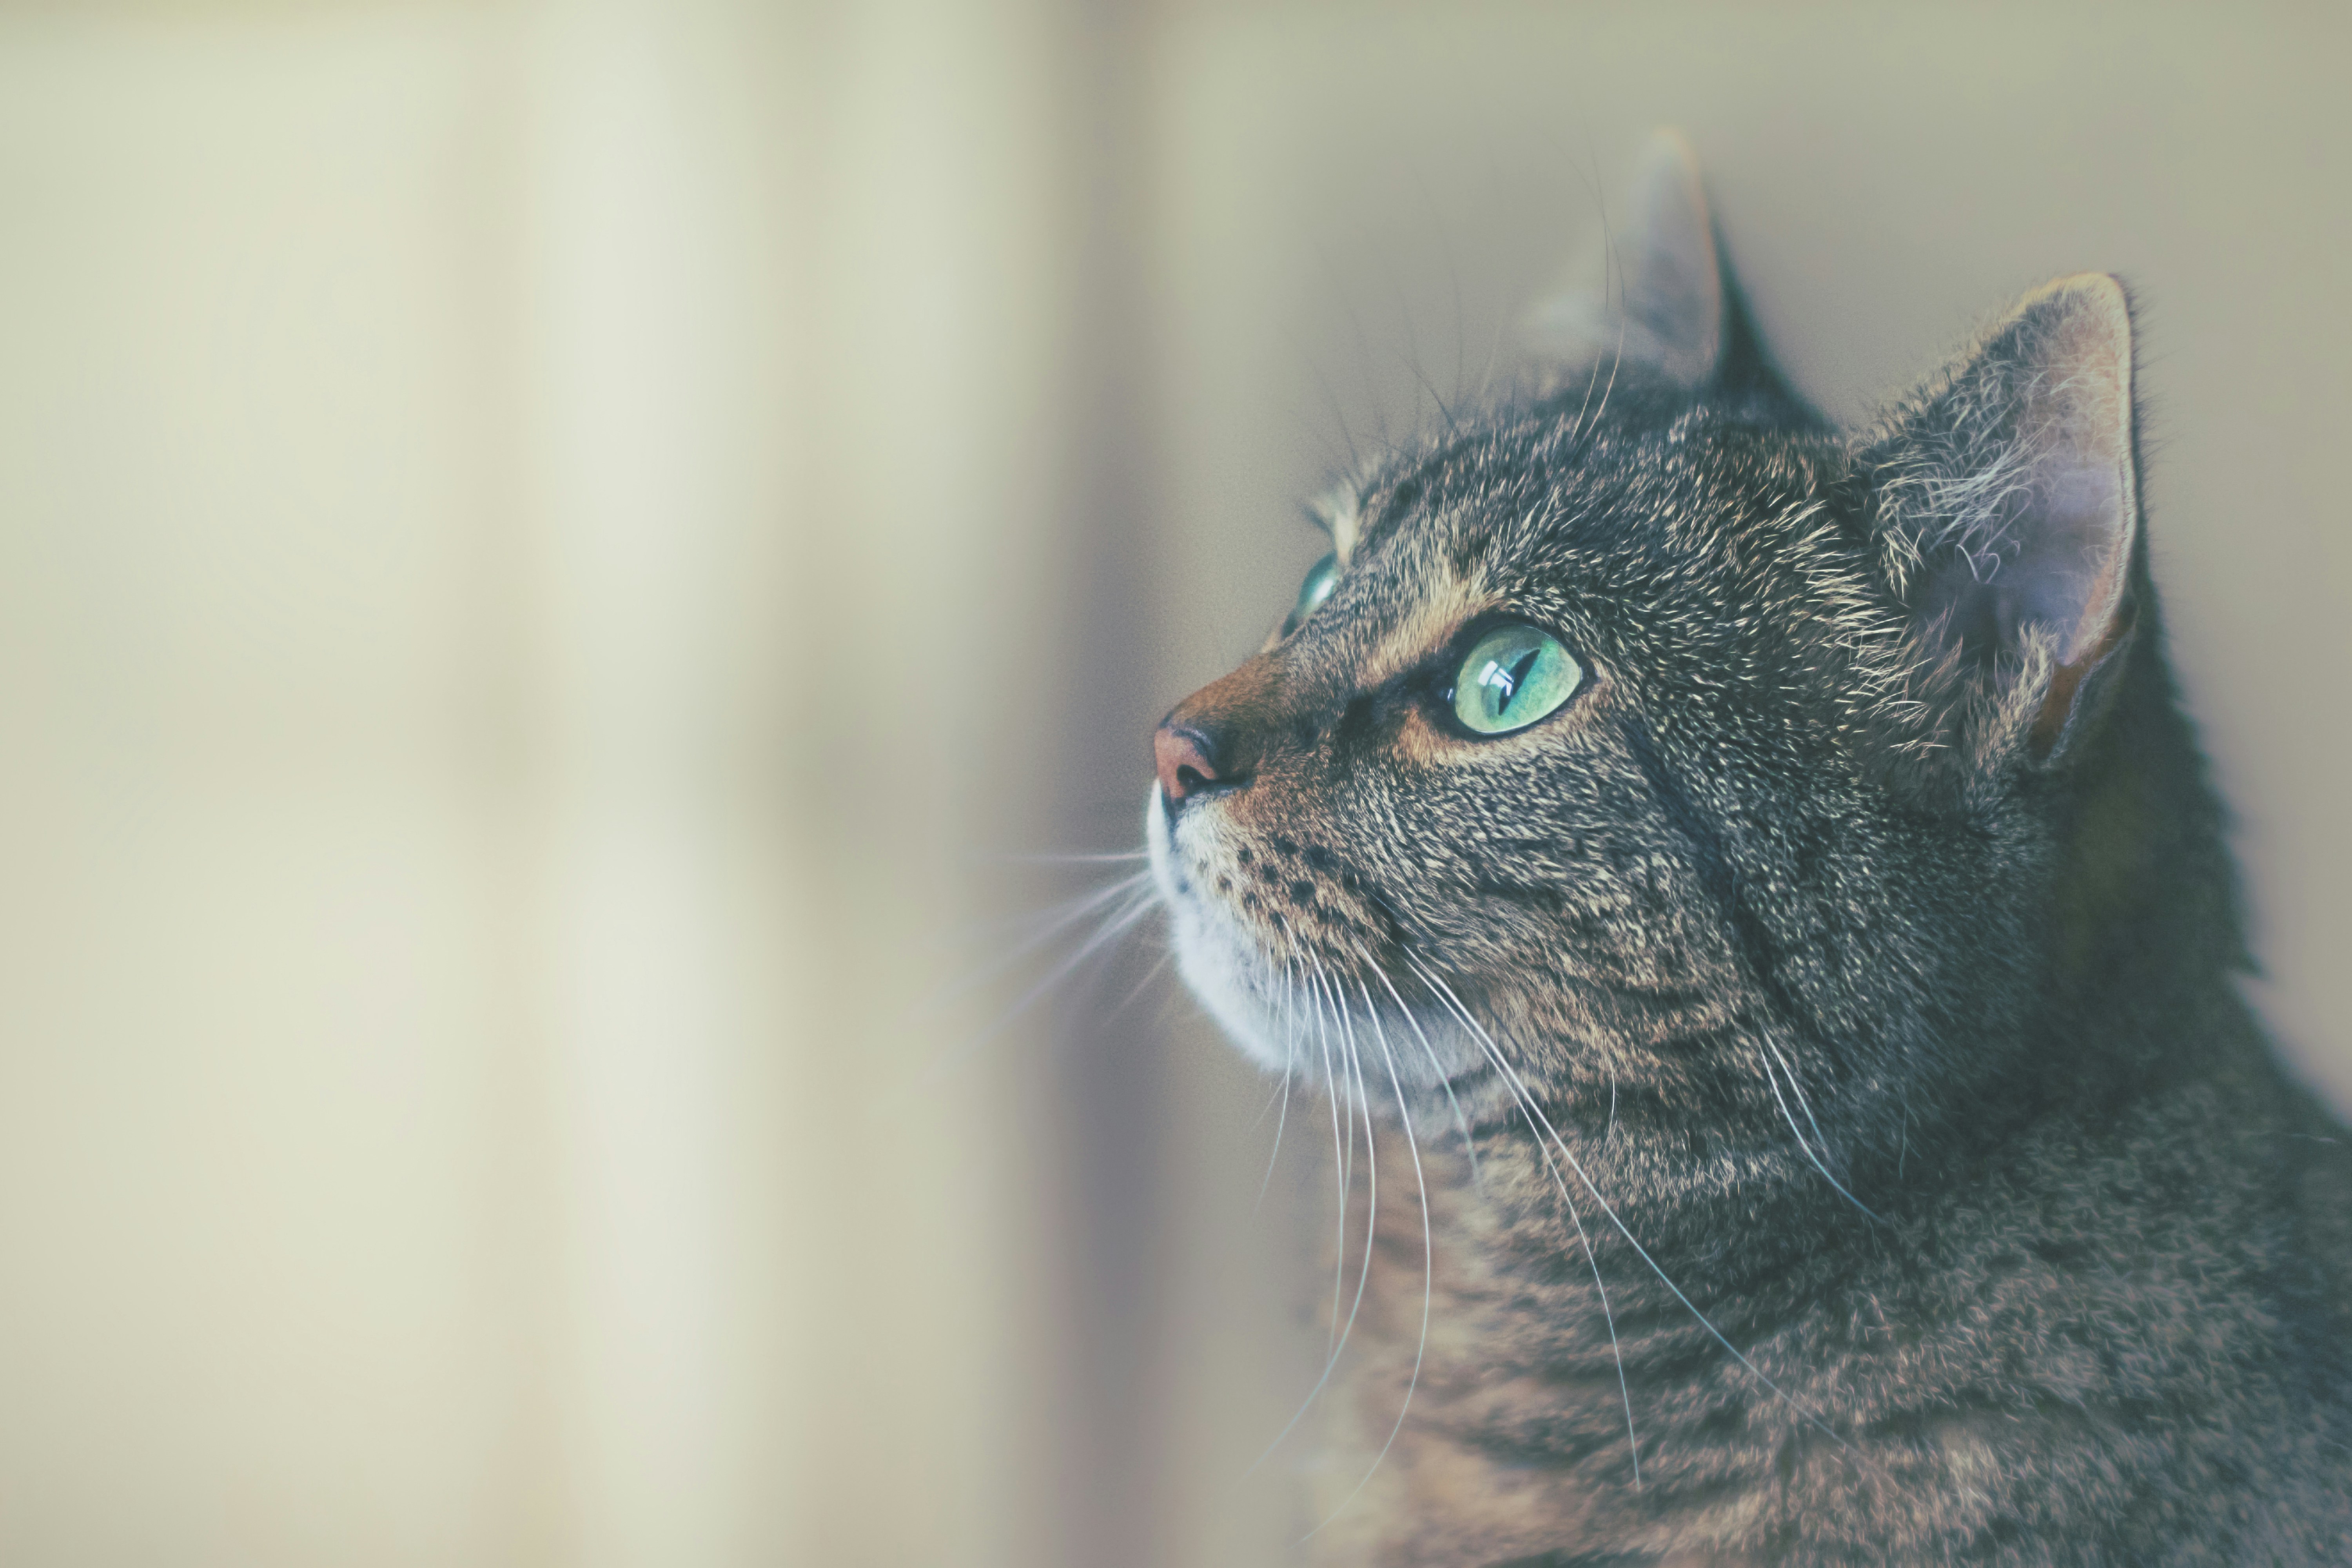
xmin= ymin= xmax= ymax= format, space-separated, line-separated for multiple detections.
xmin=1147 ymin=138 xmax=2141 ymax=1183
xmin=1149 ymin=385 xmax=1884 ymax=1140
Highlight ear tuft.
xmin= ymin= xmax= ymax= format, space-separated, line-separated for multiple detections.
xmin=1860 ymin=273 xmax=2140 ymax=779
xmin=1523 ymin=130 xmax=1725 ymax=388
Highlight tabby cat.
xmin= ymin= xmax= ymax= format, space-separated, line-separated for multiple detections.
xmin=1143 ymin=134 xmax=2352 ymax=1564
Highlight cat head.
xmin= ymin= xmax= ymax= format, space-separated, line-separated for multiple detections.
xmin=1145 ymin=134 xmax=2145 ymax=1187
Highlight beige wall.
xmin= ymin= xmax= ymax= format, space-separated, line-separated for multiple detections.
xmin=0 ymin=4 xmax=2343 ymax=1566
xmin=0 ymin=4 xmax=1071 ymax=1564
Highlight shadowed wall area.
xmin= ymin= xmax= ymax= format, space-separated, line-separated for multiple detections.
xmin=0 ymin=4 xmax=2343 ymax=1565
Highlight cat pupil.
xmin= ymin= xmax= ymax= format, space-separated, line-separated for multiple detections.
xmin=1477 ymin=649 xmax=1539 ymax=719
xmin=1501 ymin=650 xmax=1540 ymax=708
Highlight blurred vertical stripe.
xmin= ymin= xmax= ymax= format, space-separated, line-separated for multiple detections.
xmin=0 ymin=3 xmax=1092 ymax=1564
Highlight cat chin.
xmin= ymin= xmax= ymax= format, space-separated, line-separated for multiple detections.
xmin=1145 ymin=785 xmax=1480 ymax=1094
xmin=1145 ymin=784 xmax=1289 ymax=1074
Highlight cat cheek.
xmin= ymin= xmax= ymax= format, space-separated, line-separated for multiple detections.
xmin=1391 ymin=708 xmax=1464 ymax=769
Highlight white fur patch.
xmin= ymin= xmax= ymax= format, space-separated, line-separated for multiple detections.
xmin=1146 ymin=786 xmax=1482 ymax=1092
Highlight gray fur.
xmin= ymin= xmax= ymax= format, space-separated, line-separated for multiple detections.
xmin=1146 ymin=137 xmax=2352 ymax=1564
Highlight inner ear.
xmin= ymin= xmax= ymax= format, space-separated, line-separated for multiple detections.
xmin=1917 ymin=280 xmax=2134 ymax=664
xmin=1523 ymin=131 xmax=1725 ymax=388
xmin=1617 ymin=130 xmax=1724 ymax=386
xmin=1862 ymin=274 xmax=2140 ymax=766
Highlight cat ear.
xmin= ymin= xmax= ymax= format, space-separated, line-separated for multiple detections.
xmin=1523 ymin=130 xmax=1724 ymax=387
xmin=1858 ymin=273 xmax=2140 ymax=779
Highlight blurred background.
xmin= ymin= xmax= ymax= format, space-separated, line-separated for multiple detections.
xmin=0 ymin=3 xmax=2346 ymax=1564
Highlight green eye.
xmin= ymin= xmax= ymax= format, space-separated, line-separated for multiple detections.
xmin=1282 ymin=552 xmax=1339 ymax=635
xmin=1450 ymin=623 xmax=1583 ymax=736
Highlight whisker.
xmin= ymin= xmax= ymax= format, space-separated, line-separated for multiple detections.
xmin=1336 ymin=967 xmax=1359 ymax=1245
xmin=1296 ymin=331 xmax=1364 ymax=474
xmin=1396 ymin=338 xmax=1461 ymax=440
xmin=1758 ymin=1034 xmax=1884 ymax=1223
xmin=919 ymin=870 xmax=1155 ymax=1016
xmin=1573 ymin=173 xmax=1628 ymax=453
xmin=1765 ymin=1031 xmax=1833 ymax=1151
xmin=921 ymin=886 xmax=1160 ymax=1078
xmin=1405 ymin=953 xmax=1857 ymax=1463
xmin=1468 ymin=151 xmax=1516 ymax=410
xmin=1304 ymin=226 xmax=1394 ymax=454
xmin=1401 ymin=157 xmax=1468 ymax=424
xmin=1245 ymin=1064 xmax=1290 ymax=1135
xmin=1357 ymin=942 xmax=1481 ymax=1189
xmin=1401 ymin=952 xmax=1639 ymax=1485
xmin=1558 ymin=195 xmax=1617 ymax=452
xmin=985 ymin=849 xmax=1151 ymax=866
xmin=1304 ymin=964 xmax=1349 ymax=1356
xmin=1580 ymin=310 xmax=1627 ymax=449
xmin=1255 ymin=962 xmax=1301 ymax=1215
xmin=1249 ymin=959 xmax=1382 ymax=1475
xmin=1302 ymin=979 xmax=1435 ymax=1539
xmin=1332 ymin=967 xmax=1380 ymax=1378
xmin=1391 ymin=258 xmax=1444 ymax=436
xmin=1105 ymin=946 xmax=1174 ymax=1017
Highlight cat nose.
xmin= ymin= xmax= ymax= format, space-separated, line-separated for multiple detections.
xmin=1154 ymin=653 xmax=1279 ymax=813
xmin=1154 ymin=721 xmax=1243 ymax=808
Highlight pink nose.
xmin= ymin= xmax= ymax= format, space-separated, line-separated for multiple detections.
xmin=1153 ymin=652 xmax=1277 ymax=812
xmin=1154 ymin=723 xmax=1229 ymax=807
